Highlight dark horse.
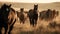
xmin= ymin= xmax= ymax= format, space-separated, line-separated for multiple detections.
xmin=0 ymin=4 xmax=17 ymax=34
xmin=28 ymin=4 xmax=38 ymax=27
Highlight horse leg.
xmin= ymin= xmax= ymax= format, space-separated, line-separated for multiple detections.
xmin=30 ymin=19 xmax=32 ymax=24
xmin=29 ymin=18 xmax=33 ymax=26
xmin=34 ymin=15 xmax=38 ymax=26
xmin=20 ymin=19 xmax=22 ymax=24
xmin=29 ymin=18 xmax=31 ymax=24
xmin=8 ymin=19 xmax=16 ymax=34
xmin=34 ymin=19 xmax=37 ymax=26
xmin=4 ymin=25 xmax=8 ymax=34
xmin=0 ymin=27 xmax=2 ymax=34
xmin=19 ymin=18 xmax=21 ymax=24
xmin=8 ymin=25 xmax=13 ymax=34
xmin=23 ymin=20 xmax=25 ymax=24
xmin=32 ymin=19 xmax=34 ymax=27
xmin=20 ymin=20 xmax=21 ymax=24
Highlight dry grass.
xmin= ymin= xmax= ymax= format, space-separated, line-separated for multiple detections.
xmin=8 ymin=15 xmax=60 ymax=34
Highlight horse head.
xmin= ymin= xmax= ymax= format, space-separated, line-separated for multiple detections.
xmin=0 ymin=4 xmax=11 ymax=14
xmin=0 ymin=4 xmax=12 ymax=22
xmin=20 ymin=8 xmax=24 ymax=12
xmin=34 ymin=4 xmax=38 ymax=11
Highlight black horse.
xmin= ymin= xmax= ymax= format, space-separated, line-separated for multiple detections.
xmin=28 ymin=4 xmax=38 ymax=27
xmin=0 ymin=4 xmax=17 ymax=34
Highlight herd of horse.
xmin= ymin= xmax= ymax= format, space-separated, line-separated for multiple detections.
xmin=39 ymin=9 xmax=59 ymax=21
xmin=0 ymin=4 xmax=59 ymax=34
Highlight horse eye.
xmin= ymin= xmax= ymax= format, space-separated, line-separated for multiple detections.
xmin=6 ymin=8 xmax=9 ymax=11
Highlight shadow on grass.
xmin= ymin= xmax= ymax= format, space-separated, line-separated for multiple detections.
xmin=20 ymin=31 xmax=34 ymax=34
xmin=19 ymin=31 xmax=60 ymax=34
xmin=19 ymin=26 xmax=60 ymax=34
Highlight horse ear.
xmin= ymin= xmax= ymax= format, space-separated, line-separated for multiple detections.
xmin=9 ymin=4 xmax=11 ymax=7
xmin=34 ymin=4 xmax=38 ymax=6
xmin=34 ymin=4 xmax=35 ymax=6
xmin=37 ymin=4 xmax=38 ymax=6
xmin=3 ymin=3 xmax=6 ymax=7
xmin=35 ymin=4 xmax=38 ymax=6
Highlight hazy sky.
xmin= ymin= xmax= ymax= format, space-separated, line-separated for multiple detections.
xmin=0 ymin=0 xmax=60 ymax=3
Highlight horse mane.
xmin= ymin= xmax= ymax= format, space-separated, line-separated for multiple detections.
xmin=29 ymin=9 xmax=33 ymax=12
xmin=10 ymin=8 xmax=16 ymax=13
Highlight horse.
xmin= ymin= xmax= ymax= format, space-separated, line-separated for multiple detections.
xmin=48 ymin=21 xmax=60 ymax=28
xmin=17 ymin=8 xmax=26 ymax=24
xmin=39 ymin=10 xmax=46 ymax=20
xmin=48 ymin=21 xmax=57 ymax=28
xmin=39 ymin=9 xmax=59 ymax=21
xmin=46 ymin=9 xmax=59 ymax=20
xmin=28 ymin=4 xmax=38 ymax=27
xmin=0 ymin=4 xmax=17 ymax=34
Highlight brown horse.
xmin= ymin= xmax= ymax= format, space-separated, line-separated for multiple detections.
xmin=17 ymin=8 xmax=26 ymax=24
xmin=48 ymin=21 xmax=60 ymax=28
xmin=39 ymin=9 xmax=59 ymax=21
xmin=0 ymin=4 xmax=17 ymax=34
